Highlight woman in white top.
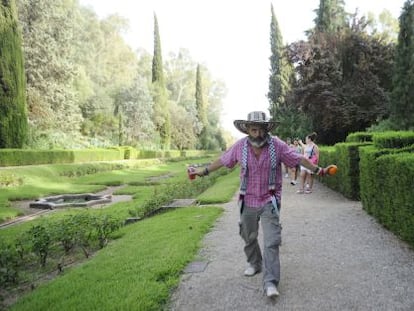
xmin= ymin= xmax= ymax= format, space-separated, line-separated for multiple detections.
xmin=298 ymin=132 xmax=319 ymax=194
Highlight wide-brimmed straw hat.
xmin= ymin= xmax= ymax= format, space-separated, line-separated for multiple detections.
xmin=233 ymin=111 xmax=278 ymax=135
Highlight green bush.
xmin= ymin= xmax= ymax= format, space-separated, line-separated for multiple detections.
xmin=0 ymin=148 xmax=126 ymax=167
xmin=346 ymin=132 xmax=374 ymax=143
xmin=72 ymin=149 xmax=123 ymax=162
xmin=28 ymin=224 xmax=51 ymax=267
xmin=0 ymin=241 xmax=20 ymax=287
xmin=359 ymin=144 xmax=414 ymax=219
xmin=0 ymin=149 xmax=74 ymax=166
xmin=0 ymin=172 xmax=23 ymax=187
xmin=372 ymin=131 xmax=414 ymax=149
xmin=329 ymin=142 xmax=371 ymax=200
xmin=317 ymin=146 xmax=340 ymax=191
xmin=376 ymin=153 xmax=414 ymax=246
xmin=0 ymin=212 xmax=124 ymax=291
xmin=128 ymin=167 xmax=230 ymax=218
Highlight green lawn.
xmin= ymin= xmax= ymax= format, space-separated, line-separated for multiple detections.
xmin=9 ymin=207 xmax=223 ymax=311
xmin=0 ymin=157 xmax=215 ymax=222
xmin=197 ymin=168 xmax=240 ymax=204
xmin=1 ymin=156 xmax=241 ymax=310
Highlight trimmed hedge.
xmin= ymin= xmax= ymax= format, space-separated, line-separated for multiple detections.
xmin=325 ymin=142 xmax=371 ymax=200
xmin=0 ymin=148 xmax=211 ymax=166
xmin=324 ymin=130 xmax=414 ymax=247
xmin=0 ymin=149 xmax=123 ymax=166
xmin=375 ymin=153 xmax=414 ymax=245
xmin=317 ymin=146 xmax=340 ymax=191
xmin=345 ymin=132 xmax=374 ymax=143
xmin=359 ymin=144 xmax=414 ymax=218
xmin=0 ymin=149 xmax=74 ymax=166
xmin=72 ymin=149 xmax=123 ymax=163
xmin=372 ymin=131 xmax=414 ymax=149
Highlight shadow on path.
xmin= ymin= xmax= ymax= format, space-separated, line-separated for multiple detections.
xmin=168 ymin=179 xmax=414 ymax=311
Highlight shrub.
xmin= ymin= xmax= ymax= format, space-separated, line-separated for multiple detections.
xmin=0 ymin=241 xmax=20 ymax=287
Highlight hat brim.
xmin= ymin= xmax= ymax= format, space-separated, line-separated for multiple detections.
xmin=233 ymin=120 xmax=278 ymax=135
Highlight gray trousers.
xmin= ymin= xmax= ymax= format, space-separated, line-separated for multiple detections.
xmin=239 ymin=202 xmax=282 ymax=288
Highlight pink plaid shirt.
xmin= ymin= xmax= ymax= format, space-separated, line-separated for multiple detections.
xmin=220 ymin=136 xmax=302 ymax=209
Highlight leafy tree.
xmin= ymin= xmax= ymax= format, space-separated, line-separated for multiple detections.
xmin=136 ymin=48 xmax=153 ymax=84
xmin=114 ymin=75 xmax=157 ymax=147
xmin=151 ymin=13 xmax=170 ymax=149
xmin=15 ymin=1 xmax=138 ymax=147
xmin=80 ymin=113 xmax=118 ymax=146
xmin=390 ymin=0 xmax=414 ymax=130
xmin=165 ymin=49 xmax=198 ymax=110
xmin=164 ymin=48 xmax=200 ymax=144
xmin=169 ymin=103 xmax=197 ymax=150
xmin=289 ymin=11 xmax=393 ymax=144
xmin=74 ymin=12 xmax=138 ymax=146
xmin=0 ymin=0 xmax=28 ymax=148
xmin=10 ymin=1 xmax=226 ymax=149
xmin=165 ymin=49 xmax=227 ymax=151
xmin=365 ymin=9 xmax=399 ymax=44
xmin=16 ymin=0 xmax=82 ymax=146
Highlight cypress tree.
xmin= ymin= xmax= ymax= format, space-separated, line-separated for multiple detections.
xmin=268 ymin=5 xmax=294 ymax=127
xmin=0 ymin=0 xmax=28 ymax=148
xmin=195 ymin=64 xmax=208 ymax=149
xmin=314 ymin=0 xmax=347 ymax=33
xmin=151 ymin=13 xmax=170 ymax=149
xmin=390 ymin=0 xmax=414 ymax=129
xmin=152 ymin=14 xmax=164 ymax=85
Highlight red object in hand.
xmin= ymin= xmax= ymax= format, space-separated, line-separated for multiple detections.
xmin=187 ymin=166 xmax=196 ymax=180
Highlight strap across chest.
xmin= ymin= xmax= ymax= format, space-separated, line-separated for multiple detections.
xmin=239 ymin=137 xmax=277 ymax=196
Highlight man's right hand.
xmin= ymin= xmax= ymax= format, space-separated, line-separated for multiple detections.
xmin=316 ymin=165 xmax=337 ymax=176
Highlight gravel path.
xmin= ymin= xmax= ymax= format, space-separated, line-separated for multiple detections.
xmin=168 ymin=179 xmax=414 ymax=311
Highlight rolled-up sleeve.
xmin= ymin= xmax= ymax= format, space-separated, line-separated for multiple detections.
xmin=276 ymin=137 xmax=303 ymax=167
xmin=220 ymin=138 xmax=244 ymax=168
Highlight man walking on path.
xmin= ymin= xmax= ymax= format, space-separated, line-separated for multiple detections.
xmin=169 ymin=180 xmax=414 ymax=310
xmin=189 ymin=111 xmax=334 ymax=298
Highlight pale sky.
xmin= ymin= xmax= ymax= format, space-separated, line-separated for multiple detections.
xmin=79 ymin=0 xmax=405 ymax=138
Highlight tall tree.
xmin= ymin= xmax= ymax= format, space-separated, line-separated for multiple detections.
xmin=75 ymin=12 xmax=138 ymax=146
xmin=268 ymin=4 xmax=298 ymax=138
xmin=151 ymin=13 xmax=170 ymax=149
xmin=169 ymin=103 xmax=197 ymax=150
xmin=195 ymin=64 xmax=208 ymax=149
xmin=365 ymin=9 xmax=399 ymax=44
xmin=114 ymin=74 xmax=156 ymax=148
xmin=165 ymin=49 xmax=197 ymax=111
xmin=164 ymin=49 xmax=226 ymax=150
xmin=0 ymin=0 xmax=28 ymax=148
xmin=390 ymin=0 xmax=414 ymax=129
xmin=268 ymin=5 xmax=292 ymax=108
xmin=314 ymin=0 xmax=347 ymax=33
xmin=289 ymin=16 xmax=393 ymax=144
xmin=16 ymin=0 xmax=82 ymax=146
